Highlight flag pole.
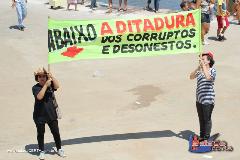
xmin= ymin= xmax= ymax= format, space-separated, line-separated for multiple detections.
xmin=48 ymin=64 xmax=50 ymax=72
xmin=48 ymin=16 xmax=50 ymax=73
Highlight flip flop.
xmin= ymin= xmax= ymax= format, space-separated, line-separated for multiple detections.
xmin=106 ymin=8 xmax=112 ymax=13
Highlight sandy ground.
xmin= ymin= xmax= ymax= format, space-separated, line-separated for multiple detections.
xmin=0 ymin=0 xmax=240 ymax=160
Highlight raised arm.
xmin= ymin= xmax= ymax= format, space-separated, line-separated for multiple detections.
xmin=48 ymin=72 xmax=60 ymax=90
xmin=190 ymin=66 xmax=200 ymax=80
xmin=200 ymin=63 xmax=212 ymax=80
xmin=199 ymin=55 xmax=213 ymax=81
xmin=36 ymin=79 xmax=52 ymax=100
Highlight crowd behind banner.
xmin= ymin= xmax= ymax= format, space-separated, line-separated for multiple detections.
xmin=12 ymin=0 xmax=240 ymax=32
xmin=57 ymin=0 xmax=239 ymax=45
xmin=180 ymin=0 xmax=240 ymax=44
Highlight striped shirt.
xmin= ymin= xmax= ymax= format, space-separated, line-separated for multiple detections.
xmin=201 ymin=0 xmax=211 ymax=14
xmin=196 ymin=68 xmax=216 ymax=105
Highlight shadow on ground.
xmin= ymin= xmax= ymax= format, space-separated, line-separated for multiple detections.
xmin=9 ymin=25 xmax=22 ymax=31
xmin=49 ymin=6 xmax=65 ymax=10
xmin=207 ymin=36 xmax=219 ymax=41
xmin=229 ymin=21 xmax=240 ymax=25
xmin=25 ymin=130 xmax=196 ymax=156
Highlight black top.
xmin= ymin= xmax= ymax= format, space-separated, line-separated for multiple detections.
xmin=32 ymin=82 xmax=58 ymax=123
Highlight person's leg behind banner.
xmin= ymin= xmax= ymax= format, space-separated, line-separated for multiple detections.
xmin=146 ymin=0 xmax=153 ymax=11
xmin=221 ymin=16 xmax=229 ymax=40
xmin=106 ymin=0 xmax=112 ymax=13
xmin=123 ymin=0 xmax=127 ymax=11
xmin=16 ymin=1 xmax=24 ymax=30
xmin=90 ymin=0 xmax=97 ymax=9
xmin=201 ymin=13 xmax=211 ymax=45
xmin=20 ymin=0 xmax=27 ymax=27
xmin=154 ymin=0 xmax=160 ymax=12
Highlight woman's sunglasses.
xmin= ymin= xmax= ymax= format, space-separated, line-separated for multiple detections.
xmin=38 ymin=75 xmax=47 ymax=78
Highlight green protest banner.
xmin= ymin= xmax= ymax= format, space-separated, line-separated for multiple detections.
xmin=48 ymin=9 xmax=202 ymax=64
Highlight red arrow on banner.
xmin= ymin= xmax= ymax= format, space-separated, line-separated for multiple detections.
xmin=61 ymin=46 xmax=84 ymax=58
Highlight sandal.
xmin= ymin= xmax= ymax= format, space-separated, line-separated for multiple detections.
xmin=106 ymin=8 xmax=112 ymax=13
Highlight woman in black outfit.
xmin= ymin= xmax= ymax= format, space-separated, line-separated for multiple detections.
xmin=32 ymin=68 xmax=65 ymax=160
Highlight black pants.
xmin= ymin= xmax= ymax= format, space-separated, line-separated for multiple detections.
xmin=35 ymin=120 xmax=61 ymax=151
xmin=196 ymin=101 xmax=214 ymax=140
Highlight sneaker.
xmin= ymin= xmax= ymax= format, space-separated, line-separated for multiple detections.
xmin=20 ymin=26 xmax=25 ymax=31
xmin=17 ymin=25 xmax=24 ymax=31
xmin=222 ymin=35 xmax=227 ymax=40
xmin=39 ymin=151 xmax=45 ymax=160
xmin=202 ymin=40 xmax=210 ymax=45
xmin=57 ymin=149 xmax=66 ymax=158
xmin=145 ymin=6 xmax=153 ymax=11
xmin=217 ymin=35 xmax=224 ymax=41
xmin=155 ymin=10 xmax=161 ymax=13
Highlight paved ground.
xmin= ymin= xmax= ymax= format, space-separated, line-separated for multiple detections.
xmin=0 ymin=0 xmax=239 ymax=160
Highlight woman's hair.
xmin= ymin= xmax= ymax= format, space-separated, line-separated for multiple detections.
xmin=34 ymin=75 xmax=39 ymax=82
xmin=180 ymin=1 xmax=188 ymax=9
xmin=35 ymin=72 xmax=48 ymax=82
xmin=35 ymin=74 xmax=47 ymax=82
xmin=203 ymin=54 xmax=215 ymax=67
xmin=34 ymin=67 xmax=48 ymax=82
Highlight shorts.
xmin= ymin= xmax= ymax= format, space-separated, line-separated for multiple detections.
xmin=217 ymin=16 xmax=229 ymax=29
xmin=67 ymin=0 xmax=77 ymax=4
xmin=201 ymin=13 xmax=210 ymax=23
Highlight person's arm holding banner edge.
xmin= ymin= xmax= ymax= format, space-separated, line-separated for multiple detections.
xmin=190 ymin=53 xmax=214 ymax=81
xmin=48 ymin=72 xmax=60 ymax=90
xmin=36 ymin=79 xmax=52 ymax=100
xmin=190 ymin=65 xmax=200 ymax=79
